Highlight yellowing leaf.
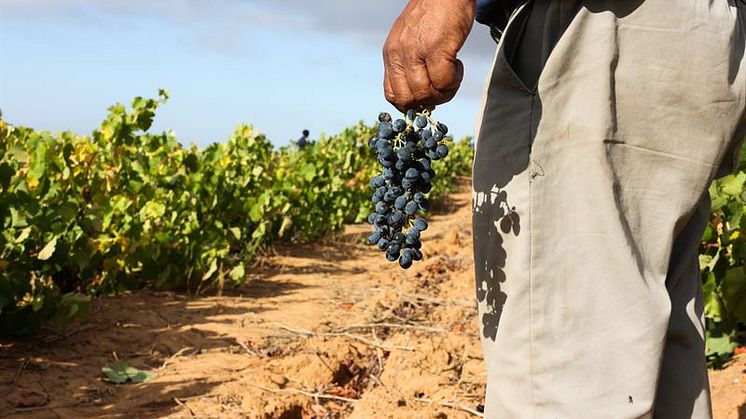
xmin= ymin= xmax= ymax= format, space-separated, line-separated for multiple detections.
xmin=229 ymin=227 xmax=241 ymax=240
xmin=229 ymin=263 xmax=245 ymax=282
xmin=37 ymin=237 xmax=57 ymax=261
xmin=15 ymin=227 xmax=31 ymax=243
xmin=202 ymin=259 xmax=218 ymax=281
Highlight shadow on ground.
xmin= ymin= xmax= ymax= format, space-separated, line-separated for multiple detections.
xmin=0 ymin=277 xmax=307 ymax=418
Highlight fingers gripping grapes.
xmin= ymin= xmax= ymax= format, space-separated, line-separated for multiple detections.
xmin=382 ymin=0 xmax=475 ymax=111
xmin=366 ymin=109 xmax=451 ymax=269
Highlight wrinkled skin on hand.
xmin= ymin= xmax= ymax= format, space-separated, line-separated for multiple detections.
xmin=383 ymin=0 xmax=476 ymax=112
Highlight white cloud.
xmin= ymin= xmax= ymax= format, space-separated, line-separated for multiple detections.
xmin=1 ymin=0 xmax=497 ymax=96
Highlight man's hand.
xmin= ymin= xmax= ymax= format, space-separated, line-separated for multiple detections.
xmin=383 ymin=0 xmax=476 ymax=112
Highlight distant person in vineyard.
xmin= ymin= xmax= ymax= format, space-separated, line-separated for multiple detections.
xmin=297 ymin=129 xmax=310 ymax=149
xmin=384 ymin=0 xmax=745 ymax=417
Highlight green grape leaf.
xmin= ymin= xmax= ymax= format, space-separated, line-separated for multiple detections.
xmin=706 ymin=333 xmax=737 ymax=359
xmin=719 ymin=172 xmax=746 ymax=196
xmin=249 ymin=204 xmax=263 ymax=223
xmin=701 ymin=224 xmax=715 ymax=242
xmin=723 ymin=267 xmax=746 ymax=323
xmin=8 ymin=145 xmax=29 ymax=163
xmin=710 ymin=183 xmax=727 ymax=210
xmin=102 ymin=362 xmax=156 ymax=384
xmin=702 ymin=271 xmax=721 ymax=322
xmin=705 ymin=321 xmax=738 ymax=362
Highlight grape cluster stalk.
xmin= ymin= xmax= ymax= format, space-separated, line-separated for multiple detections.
xmin=366 ymin=109 xmax=450 ymax=269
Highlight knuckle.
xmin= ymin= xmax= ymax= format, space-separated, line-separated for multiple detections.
xmin=382 ymin=42 xmax=397 ymax=58
xmin=411 ymin=88 xmax=431 ymax=102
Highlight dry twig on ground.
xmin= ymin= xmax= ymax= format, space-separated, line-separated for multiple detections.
xmin=43 ymin=323 xmax=95 ymax=344
xmin=173 ymin=397 xmax=197 ymax=417
xmin=252 ymin=384 xmax=359 ymax=404
xmin=5 ymin=359 xmax=28 ymax=396
xmin=335 ymin=322 xmax=446 ymax=334
xmin=274 ymin=323 xmax=414 ymax=351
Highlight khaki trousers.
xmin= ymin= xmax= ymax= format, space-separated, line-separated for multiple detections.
xmin=472 ymin=0 xmax=746 ymax=417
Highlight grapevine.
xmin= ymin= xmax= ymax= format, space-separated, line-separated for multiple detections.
xmin=366 ymin=109 xmax=450 ymax=269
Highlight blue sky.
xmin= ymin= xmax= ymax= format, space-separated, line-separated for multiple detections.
xmin=0 ymin=0 xmax=497 ymax=147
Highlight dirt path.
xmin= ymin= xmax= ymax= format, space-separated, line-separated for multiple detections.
xmin=1 ymin=183 xmax=744 ymax=418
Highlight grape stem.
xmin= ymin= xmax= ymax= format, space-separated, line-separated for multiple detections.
xmin=392 ymin=109 xmax=448 ymax=151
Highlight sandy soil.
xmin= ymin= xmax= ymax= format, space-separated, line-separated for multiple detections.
xmin=1 ymin=182 xmax=744 ymax=418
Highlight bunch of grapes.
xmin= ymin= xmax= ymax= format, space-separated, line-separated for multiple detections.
xmin=366 ymin=109 xmax=450 ymax=269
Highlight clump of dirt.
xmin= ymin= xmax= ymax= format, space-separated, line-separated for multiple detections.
xmin=1 ymin=182 xmax=743 ymax=418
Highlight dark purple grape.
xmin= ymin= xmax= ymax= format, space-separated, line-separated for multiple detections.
xmin=436 ymin=144 xmax=449 ymax=158
xmin=397 ymin=148 xmax=412 ymax=161
xmin=414 ymin=218 xmax=428 ymax=231
xmin=393 ymin=119 xmax=407 ymax=132
xmin=415 ymin=115 xmax=428 ymax=129
xmin=395 ymin=195 xmax=407 ymax=210
xmin=370 ymin=175 xmax=385 ymax=188
xmin=407 ymin=228 xmax=421 ymax=240
xmin=405 ymin=201 xmax=418 ymax=216
xmin=379 ymin=122 xmax=394 ymax=139
xmin=437 ymin=122 xmax=448 ymax=134
xmin=388 ymin=210 xmax=404 ymax=225
xmin=399 ymin=254 xmax=413 ymax=269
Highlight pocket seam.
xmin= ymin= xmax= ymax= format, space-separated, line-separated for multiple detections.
xmin=602 ymin=140 xmax=718 ymax=168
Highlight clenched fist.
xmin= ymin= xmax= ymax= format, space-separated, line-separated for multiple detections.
xmin=383 ymin=0 xmax=476 ymax=112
